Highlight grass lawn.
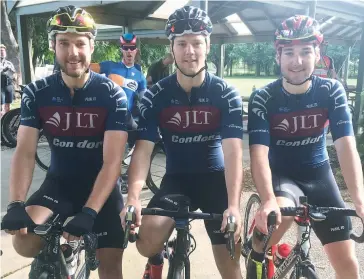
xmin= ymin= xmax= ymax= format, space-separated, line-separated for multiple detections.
xmin=224 ymin=76 xmax=359 ymax=97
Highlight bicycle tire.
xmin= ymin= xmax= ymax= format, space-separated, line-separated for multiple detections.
xmin=2 ymin=108 xmax=20 ymax=148
xmin=146 ymin=143 xmax=166 ymax=194
xmin=35 ymin=130 xmax=50 ymax=172
xmin=1 ymin=114 xmax=13 ymax=147
xmin=243 ymin=193 xmax=261 ymax=245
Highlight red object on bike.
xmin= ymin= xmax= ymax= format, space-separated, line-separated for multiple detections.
xmin=267 ymin=244 xmax=277 ymax=279
xmin=274 ymin=243 xmax=292 ymax=267
xmin=142 ymin=263 xmax=163 ymax=279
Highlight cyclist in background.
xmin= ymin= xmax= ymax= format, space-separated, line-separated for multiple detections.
xmin=120 ymin=6 xmax=244 ymax=279
xmin=313 ymin=41 xmax=337 ymax=79
xmin=1 ymin=44 xmax=16 ymax=116
xmin=0 ymin=6 xmax=129 ymax=279
xmin=90 ymin=33 xmax=147 ymax=116
xmin=247 ymin=15 xmax=364 ymax=279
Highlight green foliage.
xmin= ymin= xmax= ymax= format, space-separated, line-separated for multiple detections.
xmin=139 ymin=43 xmax=169 ymax=69
xmin=92 ymin=41 xmax=121 ymax=63
xmin=325 ymin=44 xmax=360 ymax=78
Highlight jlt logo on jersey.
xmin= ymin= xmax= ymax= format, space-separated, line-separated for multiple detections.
xmin=271 ymin=108 xmax=328 ymax=137
xmin=39 ymin=107 xmax=107 ymax=136
xmin=160 ymin=106 xmax=220 ymax=132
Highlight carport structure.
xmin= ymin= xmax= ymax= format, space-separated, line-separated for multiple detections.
xmin=6 ymin=0 xmax=364 ymax=131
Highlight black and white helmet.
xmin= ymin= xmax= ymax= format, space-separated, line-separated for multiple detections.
xmin=165 ymin=6 xmax=212 ymax=40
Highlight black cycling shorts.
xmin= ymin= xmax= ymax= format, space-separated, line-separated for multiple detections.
xmin=147 ymin=171 xmax=228 ymax=245
xmin=1 ymin=84 xmax=14 ymax=104
xmin=26 ymin=173 xmax=124 ymax=249
xmin=271 ymin=161 xmax=352 ymax=246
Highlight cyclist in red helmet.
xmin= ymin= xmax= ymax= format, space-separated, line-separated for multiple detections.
xmin=247 ymin=15 xmax=363 ymax=279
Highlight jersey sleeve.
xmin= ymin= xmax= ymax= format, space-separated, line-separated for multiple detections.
xmin=248 ymin=89 xmax=271 ymax=146
xmin=105 ymin=82 xmax=129 ymax=131
xmin=137 ymin=86 xmax=159 ymax=142
xmin=219 ymin=84 xmax=244 ymax=139
xmin=99 ymin=61 xmax=111 ymax=75
xmin=327 ymin=80 xmax=354 ymax=141
xmin=20 ymin=85 xmax=41 ymax=129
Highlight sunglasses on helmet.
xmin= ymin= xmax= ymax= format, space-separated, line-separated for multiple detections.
xmin=48 ymin=12 xmax=95 ymax=32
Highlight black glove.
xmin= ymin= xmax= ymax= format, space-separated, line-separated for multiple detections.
xmin=1 ymin=201 xmax=34 ymax=231
xmin=63 ymin=207 xmax=97 ymax=237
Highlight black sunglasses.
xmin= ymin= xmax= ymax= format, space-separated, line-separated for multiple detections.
xmin=121 ymin=45 xmax=137 ymax=51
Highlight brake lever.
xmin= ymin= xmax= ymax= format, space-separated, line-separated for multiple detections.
xmin=262 ymin=212 xmax=277 ymax=253
xmin=225 ymin=215 xmax=237 ymax=260
xmin=83 ymin=233 xmax=100 ymax=271
xmin=123 ymin=205 xmax=136 ymax=249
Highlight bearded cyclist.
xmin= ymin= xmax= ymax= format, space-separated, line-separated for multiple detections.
xmin=247 ymin=15 xmax=364 ymax=279
xmin=120 ymin=6 xmax=244 ymax=279
xmin=0 ymin=6 xmax=129 ymax=279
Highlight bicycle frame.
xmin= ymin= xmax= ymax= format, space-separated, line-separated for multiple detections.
xmin=167 ymin=218 xmax=191 ymax=279
xmin=270 ymin=218 xmax=312 ymax=279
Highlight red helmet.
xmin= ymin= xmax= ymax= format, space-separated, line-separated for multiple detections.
xmin=274 ymin=15 xmax=323 ymax=50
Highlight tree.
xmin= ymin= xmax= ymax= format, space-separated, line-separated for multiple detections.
xmin=1 ymin=1 xmax=21 ymax=86
xmin=92 ymin=41 xmax=121 ymax=63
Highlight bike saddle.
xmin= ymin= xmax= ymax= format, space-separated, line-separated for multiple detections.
xmin=161 ymin=194 xmax=191 ymax=208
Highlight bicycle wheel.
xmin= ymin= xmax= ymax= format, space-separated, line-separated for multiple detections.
xmin=146 ymin=143 xmax=166 ymax=194
xmin=2 ymin=108 xmax=21 ymax=148
xmin=35 ymin=131 xmax=51 ymax=172
xmin=1 ymin=113 xmax=13 ymax=148
xmin=242 ymin=193 xmax=261 ymax=258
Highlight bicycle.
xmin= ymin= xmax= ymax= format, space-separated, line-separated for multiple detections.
xmin=123 ymin=194 xmax=237 ymax=279
xmin=26 ymin=213 xmax=99 ymax=279
xmin=1 ymin=85 xmax=25 ymax=148
xmin=242 ymin=194 xmax=364 ymax=279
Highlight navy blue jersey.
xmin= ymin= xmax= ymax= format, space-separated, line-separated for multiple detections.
xmin=138 ymin=72 xmax=243 ymax=174
xmin=20 ymin=71 xmax=128 ymax=178
xmin=248 ymin=76 xmax=353 ymax=170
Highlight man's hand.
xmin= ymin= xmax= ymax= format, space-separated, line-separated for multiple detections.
xmin=120 ymin=198 xmax=142 ymax=232
xmin=123 ymin=78 xmax=138 ymax=92
xmin=220 ymin=206 xmax=242 ymax=243
xmin=63 ymin=207 xmax=96 ymax=241
xmin=1 ymin=201 xmax=34 ymax=235
xmin=255 ymin=198 xmax=282 ymax=235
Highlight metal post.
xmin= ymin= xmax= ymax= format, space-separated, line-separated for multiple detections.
xmin=308 ymin=0 xmax=317 ymax=18
xmin=16 ymin=14 xmax=31 ymax=84
xmin=217 ymin=43 xmax=224 ymax=78
xmin=353 ymin=22 xmax=364 ymax=134
xmin=343 ymin=45 xmax=352 ymax=82
xmin=200 ymin=0 xmax=208 ymax=12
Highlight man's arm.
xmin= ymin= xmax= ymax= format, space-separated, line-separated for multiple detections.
xmin=9 ymin=126 xmax=39 ymax=201
xmin=249 ymin=145 xmax=275 ymax=203
xmin=10 ymin=85 xmax=41 ymax=201
xmin=222 ymin=139 xmax=243 ymax=208
xmin=84 ymin=130 xmax=127 ymax=212
xmin=328 ymin=80 xmax=363 ymax=216
xmin=334 ymin=137 xmax=364 ymax=208
xmin=248 ymin=88 xmax=282 ymax=233
xmin=126 ymin=140 xmax=155 ymax=202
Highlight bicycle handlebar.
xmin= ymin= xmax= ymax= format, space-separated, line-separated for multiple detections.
xmin=123 ymin=206 xmax=237 ymax=259
xmin=270 ymin=206 xmax=364 ymax=243
xmin=27 ymin=215 xmax=99 ymax=270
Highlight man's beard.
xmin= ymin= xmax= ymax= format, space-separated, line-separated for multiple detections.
xmin=59 ymin=60 xmax=89 ymax=78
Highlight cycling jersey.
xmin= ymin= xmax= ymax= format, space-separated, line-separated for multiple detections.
xmin=313 ymin=55 xmax=334 ymax=78
xmin=91 ymin=61 xmax=147 ymax=111
xmin=20 ymin=71 xmax=128 ymax=178
xmin=248 ymin=76 xmax=353 ymax=170
xmin=138 ymin=72 xmax=244 ymax=174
